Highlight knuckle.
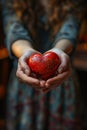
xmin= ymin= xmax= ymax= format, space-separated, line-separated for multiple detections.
xmin=16 ymin=70 xmax=20 ymax=77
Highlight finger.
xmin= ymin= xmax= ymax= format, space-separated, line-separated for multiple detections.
xmin=40 ymin=80 xmax=46 ymax=88
xmin=17 ymin=63 xmax=30 ymax=77
xmin=58 ymin=55 xmax=70 ymax=73
xmin=18 ymin=58 xmax=30 ymax=75
xmin=46 ymin=68 xmax=72 ymax=85
xmin=16 ymin=69 xmax=40 ymax=88
xmin=42 ymin=84 xmax=57 ymax=93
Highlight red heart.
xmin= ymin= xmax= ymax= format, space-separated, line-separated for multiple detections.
xmin=28 ymin=51 xmax=61 ymax=80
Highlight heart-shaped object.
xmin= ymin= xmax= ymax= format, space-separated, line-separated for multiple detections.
xmin=28 ymin=51 xmax=61 ymax=80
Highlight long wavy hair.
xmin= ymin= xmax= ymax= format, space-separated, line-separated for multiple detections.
xmin=7 ymin=0 xmax=86 ymax=42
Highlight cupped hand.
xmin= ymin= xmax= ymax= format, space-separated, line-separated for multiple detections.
xmin=42 ymin=48 xmax=72 ymax=93
xmin=16 ymin=49 xmax=44 ymax=89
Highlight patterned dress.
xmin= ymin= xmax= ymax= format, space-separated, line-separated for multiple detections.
xmin=1 ymin=0 xmax=84 ymax=130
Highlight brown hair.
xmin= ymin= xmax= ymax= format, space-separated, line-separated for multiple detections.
xmin=12 ymin=0 xmax=85 ymax=41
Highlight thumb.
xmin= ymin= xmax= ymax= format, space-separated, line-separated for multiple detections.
xmin=19 ymin=57 xmax=31 ymax=76
xmin=58 ymin=55 xmax=69 ymax=73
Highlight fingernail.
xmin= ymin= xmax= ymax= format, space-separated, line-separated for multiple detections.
xmin=46 ymin=83 xmax=49 ymax=88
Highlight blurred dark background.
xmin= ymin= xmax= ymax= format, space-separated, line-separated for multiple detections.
xmin=0 ymin=5 xmax=87 ymax=130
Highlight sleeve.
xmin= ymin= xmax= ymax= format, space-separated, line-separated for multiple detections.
xmin=53 ymin=15 xmax=81 ymax=50
xmin=1 ymin=0 xmax=32 ymax=59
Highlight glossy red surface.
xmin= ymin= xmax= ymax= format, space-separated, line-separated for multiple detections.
xmin=28 ymin=51 xmax=61 ymax=80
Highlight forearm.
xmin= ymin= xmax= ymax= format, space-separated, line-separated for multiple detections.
xmin=11 ymin=40 xmax=35 ymax=58
xmin=54 ymin=39 xmax=73 ymax=55
xmin=53 ymin=15 xmax=80 ymax=55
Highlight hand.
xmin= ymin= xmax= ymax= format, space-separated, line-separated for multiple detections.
xmin=16 ymin=49 xmax=44 ymax=89
xmin=42 ymin=48 xmax=72 ymax=93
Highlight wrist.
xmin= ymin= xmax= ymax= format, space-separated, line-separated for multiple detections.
xmin=54 ymin=39 xmax=73 ymax=55
xmin=11 ymin=40 xmax=35 ymax=58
